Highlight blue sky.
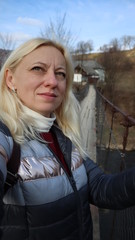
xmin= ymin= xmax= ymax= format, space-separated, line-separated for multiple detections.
xmin=0 ymin=0 xmax=135 ymax=51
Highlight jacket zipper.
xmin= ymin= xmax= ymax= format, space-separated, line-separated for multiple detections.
xmin=48 ymin=146 xmax=83 ymax=240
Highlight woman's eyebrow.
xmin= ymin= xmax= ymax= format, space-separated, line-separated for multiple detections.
xmin=56 ymin=66 xmax=66 ymax=71
xmin=32 ymin=62 xmax=49 ymax=67
xmin=31 ymin=62 xmax=66 ymax=71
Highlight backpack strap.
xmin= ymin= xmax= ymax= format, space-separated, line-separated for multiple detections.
xmin=0 ymin=121 xmax=20 ymax=193
xmin=4 ymin=140 xmax=20 ymax=192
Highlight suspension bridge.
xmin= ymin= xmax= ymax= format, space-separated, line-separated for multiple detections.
xmin=80 ymin=84 xmax=135 ymax=240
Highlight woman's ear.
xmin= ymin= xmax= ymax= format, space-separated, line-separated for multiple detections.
xmin=5 ymin=69 xmax=16 ymax=90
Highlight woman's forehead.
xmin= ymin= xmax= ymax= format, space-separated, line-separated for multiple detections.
xmin=23 ymin=46 xmax=66 ymax=64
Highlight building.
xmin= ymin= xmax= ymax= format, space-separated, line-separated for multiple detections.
xmin=73 ymin=60 xmax=105 ymax=84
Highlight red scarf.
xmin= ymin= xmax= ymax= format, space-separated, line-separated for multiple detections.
xmin=40 ymin=131 xmax=70 ymax=175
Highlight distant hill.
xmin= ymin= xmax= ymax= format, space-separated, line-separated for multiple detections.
xmin=72 ymin=48 xmax=135 ymax=62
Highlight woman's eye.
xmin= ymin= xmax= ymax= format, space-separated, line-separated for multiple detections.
xmin=31 ymin=66 xmax=43 ymax=72
xmin=55 ymin=72 xmax=66 ymax=80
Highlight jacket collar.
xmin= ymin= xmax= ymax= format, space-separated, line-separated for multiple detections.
xmin=51 ymin=125 xmax=72 ymax=170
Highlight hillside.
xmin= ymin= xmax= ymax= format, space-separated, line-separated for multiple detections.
xmin=74 ymin=48 xmax=135 ymax=61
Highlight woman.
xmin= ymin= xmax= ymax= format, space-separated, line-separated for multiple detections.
xmin=0 ymin=38 xmax=135 ymax=240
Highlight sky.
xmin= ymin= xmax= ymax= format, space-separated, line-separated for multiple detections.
xmin=0 ymin=0 xmax=135 ymax=52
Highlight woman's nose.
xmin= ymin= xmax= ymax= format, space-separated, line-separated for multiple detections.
xmin=44 ymin=71 xmax=58 ymax=87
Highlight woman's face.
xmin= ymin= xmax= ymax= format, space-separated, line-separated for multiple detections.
xmin=7 ymin=46 xmax=67 ymax=117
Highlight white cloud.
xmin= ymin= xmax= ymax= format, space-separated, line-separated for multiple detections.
xmin=17 ymin=17 xmax=43 ymax=27
xmin=0 ymin=31 xmax=31 ymax=41
xmin=12 ymin=32 xmax=31 ymax=41
xmin=11 ymin=32 xmax=32 ymax=47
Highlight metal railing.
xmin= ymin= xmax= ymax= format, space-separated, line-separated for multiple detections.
xmin=96 ymin=87 xmax=135 ymax=156
xmin=96 ymin=87 xmax=135 ymax=240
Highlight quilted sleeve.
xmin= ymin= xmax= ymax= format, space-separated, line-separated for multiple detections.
xmin=0 ymin=130 xmax=13 ymax=229
xmin=84 ymin=157 xmax=135 ymax=210
xmin=0 ymin=166 xmax=4 ymax=233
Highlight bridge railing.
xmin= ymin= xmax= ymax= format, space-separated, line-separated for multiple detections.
xmin=96 ymin=87 xmax=135 ymax=165
xmin=95 ymin=87 xmax=135 ymax=240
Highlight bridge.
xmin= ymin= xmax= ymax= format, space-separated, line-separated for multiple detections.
xmin=79 ymin=84 xmax=135 ymax=240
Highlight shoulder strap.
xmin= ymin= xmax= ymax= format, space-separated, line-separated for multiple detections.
xmin=4 ymin=140 xmax=20 ymax=192
xmin=0 ymin=121 xmax=20 ymax=192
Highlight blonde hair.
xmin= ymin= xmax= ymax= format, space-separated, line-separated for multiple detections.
xmin=0 ymin=38 xmax=86 ymax=158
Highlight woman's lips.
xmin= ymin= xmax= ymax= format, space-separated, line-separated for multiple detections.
xmin=37 ymin=92 xmax=57 ymax=99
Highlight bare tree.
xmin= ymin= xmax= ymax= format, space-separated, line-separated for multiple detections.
xmin=73 ymin=40 xmax=93 ymax=64
xmin=0 ymin=33 xmax=16 ymax=50
xmin=109 ymin=38 xmax=121 ymax=51
xmin=100 ymin=35 xmax=135 ymax=51
xmin=100 ymin=38 xmax=121 ymax=52
xmin=99 ymin=44 xmax=109 ymax=52
xmin=40 ymin=13 xmax=76 ymax=51
xmin=120 ymin=35 xmax=135 ymax=50
xmin=75 ymin=40 xmax=93 ymax=55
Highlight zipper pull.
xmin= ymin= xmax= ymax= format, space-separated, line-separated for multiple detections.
xmin=70 ymin=176 xmax=77 ymax=191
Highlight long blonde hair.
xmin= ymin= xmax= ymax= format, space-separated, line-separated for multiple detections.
xmin=0 ymin=38 xmax=86 ymax=158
